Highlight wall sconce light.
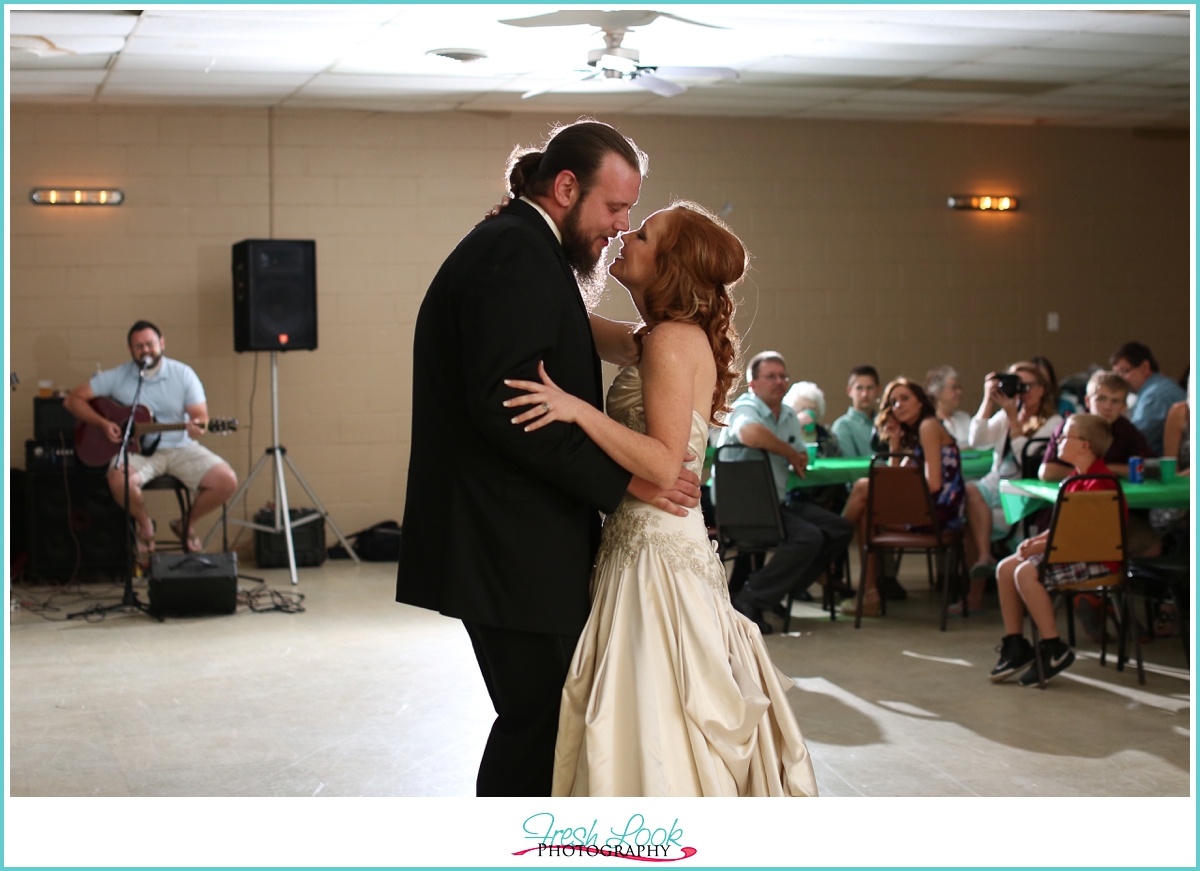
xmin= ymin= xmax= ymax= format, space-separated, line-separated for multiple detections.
xmin=948 ymin=195 xmax=1017 ymax=211
xmin=30 ymin=188 xmax=124 ymax=206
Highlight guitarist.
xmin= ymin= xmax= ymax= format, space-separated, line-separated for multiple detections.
xmin=63 ymin=320 xmax=237 ymax=554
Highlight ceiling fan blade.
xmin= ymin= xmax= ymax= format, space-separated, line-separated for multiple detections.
xmin=654 ymin=11 xmax=729 ymax=29
xmin=521 ymin=70 xmax=600 ymax=99
xmin=501 ymin=9 xmax=725 ymax=30
xmin=633 ymin=73 xmax=686 ymax=98
xmin=651 ymin=66 xmax=739 ymax=81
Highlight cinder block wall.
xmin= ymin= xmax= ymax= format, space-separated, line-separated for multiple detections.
xmin=9 ymin=105 xmax=1189 ymax=537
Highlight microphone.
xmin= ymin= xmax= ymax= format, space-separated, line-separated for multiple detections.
xmin=141 ymin=355 xmax=154 ymax=370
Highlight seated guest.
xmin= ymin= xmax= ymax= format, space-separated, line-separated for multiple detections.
xmin=1111 ymin=341 xmax=1186 ymax=454
xmin=783 ymin=380 xmax=839 ymax=457
xmin=924 ymin=365 xmax=974 ymax=447
xmin=1039 ymin=371 xmax=1152 ymax=482
xmin=716 ymin=351 xmax=854 ymax=634
xmin=1031 ymin=355 xmax=1080 ymax=416
xmin=961 ymin=362 xmax=1064 ymax=611
xmin=1163 ymin=395 xmax=1190 ymax=476
xmin=988 ymin=414 xmax=1120 ymax=687
xmin=831 ymin=365 xmax=881 ymax=457
xmin=840 ymin=378 xmax=966 ymax=616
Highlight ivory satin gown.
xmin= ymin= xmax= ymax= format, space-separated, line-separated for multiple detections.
xmin=551 ymin=366 xmax=818 ymax=797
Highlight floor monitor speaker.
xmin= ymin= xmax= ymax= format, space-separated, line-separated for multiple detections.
xmin=232 ymin=239 xmax=317 ymax=352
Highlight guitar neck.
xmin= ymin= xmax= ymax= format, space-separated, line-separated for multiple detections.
xmin=135 ymin=421 xmax=203 ymax=435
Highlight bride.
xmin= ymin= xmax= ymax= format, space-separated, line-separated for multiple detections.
xmin=504 ymin=201 xmax=817 ymax=797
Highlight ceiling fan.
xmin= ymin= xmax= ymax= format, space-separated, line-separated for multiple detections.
xmin=499 ymin=9 xmax=739 ymax=100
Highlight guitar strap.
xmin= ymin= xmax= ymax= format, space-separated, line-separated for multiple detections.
xmin=140 ymin=433 xmax=161 ymax=458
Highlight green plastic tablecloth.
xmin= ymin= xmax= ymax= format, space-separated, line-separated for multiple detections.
xmin=999 ymin=476 xmax=1192 ymax=525
xmin=704 ymin=448 xmax=993 ymax=489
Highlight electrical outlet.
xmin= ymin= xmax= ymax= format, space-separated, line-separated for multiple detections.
xmin=1046 ymin=312 xmax=1060 ymax=333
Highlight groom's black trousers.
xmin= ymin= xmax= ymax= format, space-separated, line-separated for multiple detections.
xmin=464 ymin=621 xmax=579 ymax=797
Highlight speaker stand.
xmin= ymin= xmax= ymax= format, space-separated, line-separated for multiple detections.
xmin=205 ymin=351 xmax=360 ymax=585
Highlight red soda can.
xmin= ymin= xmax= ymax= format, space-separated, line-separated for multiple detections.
xmin=1128 ymin=456 xmax=1144 ymax=484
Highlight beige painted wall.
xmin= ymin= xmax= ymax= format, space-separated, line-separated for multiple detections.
xmin=9 ymin=105 xmax=1190 ymax=538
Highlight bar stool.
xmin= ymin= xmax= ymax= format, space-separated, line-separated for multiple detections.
xmin=143 ymin=475 xmax=193 ymax=553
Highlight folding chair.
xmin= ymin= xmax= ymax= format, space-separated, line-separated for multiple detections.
xmin=851 ymin=453 xmax=965 ymax=631
xmin=1030 ymin=474 xmax=1140 ymax=687
xmin=713 ymin=445 xmax=838 ymax=627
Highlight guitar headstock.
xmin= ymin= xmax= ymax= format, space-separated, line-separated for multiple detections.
xmin=206 ymin=418 xmax=239 ymax=434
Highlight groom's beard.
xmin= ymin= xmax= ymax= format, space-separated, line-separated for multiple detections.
xmin=561 ymin=201 xmax=610 ymax=311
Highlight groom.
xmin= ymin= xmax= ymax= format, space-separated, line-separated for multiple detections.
xmin=397 ymin=120 xmax=700 ymax=796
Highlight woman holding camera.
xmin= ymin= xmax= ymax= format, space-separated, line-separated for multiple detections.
xmin=961 ymin=363 xmax=1063 ymax=611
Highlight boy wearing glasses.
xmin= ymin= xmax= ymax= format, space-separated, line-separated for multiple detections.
xmin=989 ymin=414 xmax=1123 ymax=687
xmin=1039 ymin=371 xmax=1153 ymax=482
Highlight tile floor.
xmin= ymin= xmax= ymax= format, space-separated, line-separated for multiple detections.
xmin=8 ymin=558 xmax=1191 ymax=797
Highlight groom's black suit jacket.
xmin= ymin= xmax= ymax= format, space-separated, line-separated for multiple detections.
xmin=397 ymin=199 xmax=632 ymax=636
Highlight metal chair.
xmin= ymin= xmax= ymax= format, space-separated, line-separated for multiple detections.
xmin=1127 ymin=551 xmax=1189 ymax=668
xmin=1030 ymin=474 xmax=1139 ymax=687
xmin=143 ymin=475 xmax=193 ymax=553
xmin=713 ymin=445 xmax=839 ymax=627
xmin=850 ymin=453 xmax=966 ymax=631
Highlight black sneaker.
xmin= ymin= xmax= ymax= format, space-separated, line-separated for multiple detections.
xmin=989 ymin=635 xmax=1035 ymax=683
xmin=1017 ymin=639 xmax=1076 ymax=687
xmin=734 ymin=590 xmax=772 ymax=635
xmin=878 ymin=576 xmax=908 ymax=601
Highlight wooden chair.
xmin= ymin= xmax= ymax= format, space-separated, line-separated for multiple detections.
xmin=713 ymin=446 xmax=838 ymax=626
xmin=851 ymin=453 xmax=966 ymax=631
xmin=1030 ymin=474 xmax=1140 ymax=687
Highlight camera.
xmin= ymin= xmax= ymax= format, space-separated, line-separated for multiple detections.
xmin=995 ymin=373 xmax=1030 ymax=398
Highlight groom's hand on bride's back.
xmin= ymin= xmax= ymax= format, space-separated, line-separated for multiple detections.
xmin=628 ymin=459 xmax=702 ymax=517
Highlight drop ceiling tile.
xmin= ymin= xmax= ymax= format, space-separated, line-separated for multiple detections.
xmin=123 ymin=35 xmax=342 ymax=65
xmin=107 ymin=70 xmax=312 ymax=89
xmin=134 ymin=14 xmax=382 ymax=42
xmin=10 ymin=52 xmax=111 ymax=70
xmin=11 ymin=84 xmax=98 ymax=100
xmin=928 ymin=63 xmax=1116 ymax=83
xmin=10 ymin=11 xmax=138 ymax=36
xmin=983 ymin=47 xmax=1180 ymax=69
xmin=849 ymin=88 xmax=1011 ymax=105
xmin=750 ymin=56 xmax=951 ymax=78
xmin=302 ymin=74 xmax=498 ymax=95
xmin=11 ymin=69 xmax=108 ymax=85
xmin=115 ymin=53 xmax=330 ymax=75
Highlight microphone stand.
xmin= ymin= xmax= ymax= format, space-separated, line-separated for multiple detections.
xmin=70 ymin=358 xmax=156 ymax=621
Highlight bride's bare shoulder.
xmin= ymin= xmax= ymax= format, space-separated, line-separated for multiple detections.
xmin=640 ymin=321 xmax=709 ymax=359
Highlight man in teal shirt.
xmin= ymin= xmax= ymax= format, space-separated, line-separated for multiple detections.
xmin=830 ymin=365 xmax=881 ymax=457
xmin=715 ymin=351 xmax=854 ymax=634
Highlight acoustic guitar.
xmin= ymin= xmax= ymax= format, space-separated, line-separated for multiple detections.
xmin=74 ymin=396 xmax=238 ymax=467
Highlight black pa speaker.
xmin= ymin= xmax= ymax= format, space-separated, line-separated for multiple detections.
xmin=232 ymin=239 xmax=317 ymax=352
xmin=25 ymin=456 xmax=127 ymax=580
xmin=34 ymin=396 xmax=78 ymax=441
xmin=148 ymin=552 xmax=238 ymax=618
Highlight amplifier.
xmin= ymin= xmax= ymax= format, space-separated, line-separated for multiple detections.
xmin=34 ymin=396 xmax=77 ymax=441
xmin=148 ymin=552 xmax=239 ymax=618
xmin=254 ymin=507 xmax=326 ymax=568
xmin=26 ymin=438 xmax=80 ymax=473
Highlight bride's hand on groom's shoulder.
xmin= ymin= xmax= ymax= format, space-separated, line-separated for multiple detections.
xmin=504 ymin=362 xmax=586 ymax=432
xmin=479 ymin=195 xmax=512 ymax=224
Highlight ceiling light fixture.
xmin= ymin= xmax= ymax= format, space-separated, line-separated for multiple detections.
xmin=948 ymin=195 xmax=1017 ymax=212
xmin=31 ymin=188 xmax=124 ymax=206
xmin=425 ymin=48 xmax=488 ymax=63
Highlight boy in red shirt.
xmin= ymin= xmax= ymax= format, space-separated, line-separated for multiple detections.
xmin=989 ymin=414 xmax=1122 ymax=687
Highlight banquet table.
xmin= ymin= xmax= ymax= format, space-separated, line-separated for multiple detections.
xmin=999 ymin=476 xmax=1192 ymax=526
xmin=704 ymin=448 xmax=993 ymax=489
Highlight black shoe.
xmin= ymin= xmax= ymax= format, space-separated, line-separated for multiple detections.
xmin=878 ymin=576 xmax=908 ymax=601
xmin=734 ymin=591 xmax=772 ymax=635
xmin=1017 ymin=639 xmax=1076 ymax=687
xmin=989 ymin=634 xmax=1035 ymax=683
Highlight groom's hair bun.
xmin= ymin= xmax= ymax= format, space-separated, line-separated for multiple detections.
xmin=505 ymin=119 xmax=647 ymax=201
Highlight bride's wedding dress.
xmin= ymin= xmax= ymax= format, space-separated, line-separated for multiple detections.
xmin=552 ymin=366 xmax=818 ymax=797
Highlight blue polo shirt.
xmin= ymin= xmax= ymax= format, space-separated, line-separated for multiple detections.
xmin=90 ymin=357 xmax=206 ymax=449
xmin=831 ymin=406 xmax=875 ymax=457
xmin=1130 ymin=373 xmax=1186 ymax=454
xmin=715 ymin=390 xmax=803 ymax=501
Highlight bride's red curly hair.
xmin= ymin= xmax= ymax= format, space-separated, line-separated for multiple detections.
xmin=638 ymin=201 xmax=746 ymax=425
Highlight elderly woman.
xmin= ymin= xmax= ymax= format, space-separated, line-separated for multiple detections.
xmin=924 ymin=365 xmax=974 ymax=448
xmin=783 ymin=381 xmax=840 ymax=458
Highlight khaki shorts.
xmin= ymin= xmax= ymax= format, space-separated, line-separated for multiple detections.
xmin=112 ymin=442 xmax=229 ymax=493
